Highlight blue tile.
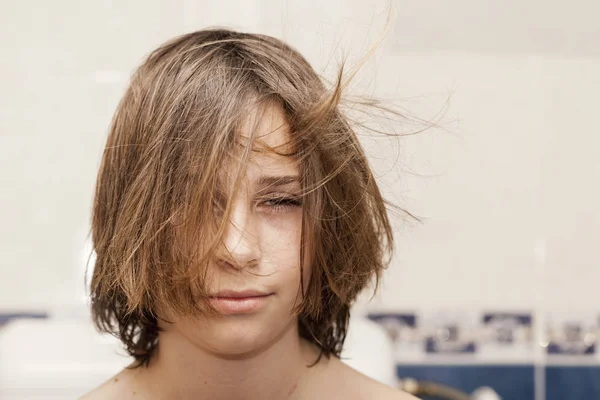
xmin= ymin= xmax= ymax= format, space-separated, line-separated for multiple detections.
xmin=546 ymin=366 xmax=600 ymax=400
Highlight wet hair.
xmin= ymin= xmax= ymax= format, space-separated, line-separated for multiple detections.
xmin=90 ymin=28 xmax=402 ymax=367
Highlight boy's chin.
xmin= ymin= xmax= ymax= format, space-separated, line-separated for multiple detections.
xmin=201 ymin=318 xmax=295 ymax=358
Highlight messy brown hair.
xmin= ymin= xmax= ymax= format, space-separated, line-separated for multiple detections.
xmin=90 ymin=28 xmax=401 ymax=367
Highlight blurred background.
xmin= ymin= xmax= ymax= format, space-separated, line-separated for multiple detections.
xmin=1 ymin=0 xmax=599 ymax=399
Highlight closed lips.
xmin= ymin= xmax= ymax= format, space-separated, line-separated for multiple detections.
xmin=211 ymin=290 xmax=272 ymax=299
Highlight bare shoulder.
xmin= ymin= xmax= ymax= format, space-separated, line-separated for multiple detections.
xmin=323 ymin=357 xmax=420 ymax=400
xmin=79 ymin=368 xmax=144 ymax=400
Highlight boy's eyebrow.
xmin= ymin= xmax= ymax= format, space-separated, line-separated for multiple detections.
xmin=256 ymin=175 xmax=300 ymax=188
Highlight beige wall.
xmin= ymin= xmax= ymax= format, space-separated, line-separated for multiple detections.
xmin=1 ymin=0 xmax=599 ymax=317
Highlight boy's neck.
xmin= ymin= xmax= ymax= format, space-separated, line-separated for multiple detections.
xmin=137 ymin=321 xmax=326 ymax=400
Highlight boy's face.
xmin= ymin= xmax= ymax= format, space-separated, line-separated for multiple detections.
xmin=161 ymin=103 xmax=310 ymax=357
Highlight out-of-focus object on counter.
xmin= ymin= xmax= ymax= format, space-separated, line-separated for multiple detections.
xmin=0 ymin=317 xmax=130 ymax=399
xmin=399 ymin=377 xmax=472 ymax=400
xmin=400 ymin=378 xmax=502 ymax=400
xmin=471 ymin=386 xmax=502 ymax=400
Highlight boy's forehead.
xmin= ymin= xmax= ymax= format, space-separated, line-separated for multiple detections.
xmin=239 ymin=102 xmax=294 ymax=153
xmin=216 ymin=103 xmax=299 ymax=190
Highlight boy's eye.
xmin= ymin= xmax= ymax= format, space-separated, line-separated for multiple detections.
xmin=258 ymin=196 xmax=303 ymax=214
